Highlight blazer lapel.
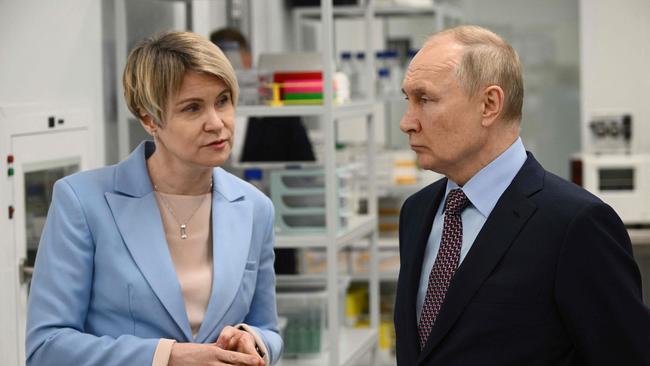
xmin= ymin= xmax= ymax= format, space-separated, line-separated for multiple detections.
xmin=400 ymin=179 xmax=447 ymax=359
xmin=106 ymin=192 xmax=193 ymax=341
xmin=418 ymin=154 xmax=544 ymax=364
xmin=195 ymin=169 xmax=252 ymax=343
xmin=104 ymin=141 xmax=193 ymax=341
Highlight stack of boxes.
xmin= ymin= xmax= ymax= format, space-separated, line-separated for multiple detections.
xmin=264 ymin=71 xmax=337 ymax=106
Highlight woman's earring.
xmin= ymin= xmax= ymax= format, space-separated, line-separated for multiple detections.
xmin=151 ymin=130 xmax=157 ymax=138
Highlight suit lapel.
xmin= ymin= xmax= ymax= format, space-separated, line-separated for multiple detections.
xmin=399 ymin=179 xmax=447 ymax=360
xmin=417 ymin=154 xmax=544 ymax=364
xmin=106 ymin=191 xmax=193 ymax=341
xmin=104 ymin=141 xmax=193 ymax=341
xmin=105 ymin=143 xmax=254 ymax=342
xmin=195 ymin=169 xmax=252 ymax=342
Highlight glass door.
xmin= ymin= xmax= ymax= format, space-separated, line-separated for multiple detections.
xmin=11 ymin=129 xmax=90 ymax=363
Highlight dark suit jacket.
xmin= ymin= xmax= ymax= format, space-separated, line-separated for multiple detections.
xmin=394 ymin=153 xmax=650 ymax=366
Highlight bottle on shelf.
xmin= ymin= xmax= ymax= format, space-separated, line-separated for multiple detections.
xmin=337 ymin=51 xmax=356 ymax=102
xmin=386 ymin=50 xmax=404 ymax=93
xmin=375 ymin=50 xmax=387 ymax=77
xmin=353 ymin=52 xmax=367 ymax=99
xmin=376 ymin=67 xmax=393 ymax=98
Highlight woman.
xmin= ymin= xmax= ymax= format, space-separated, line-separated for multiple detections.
xmin=26 ymin=31 xmax=282 ymax=366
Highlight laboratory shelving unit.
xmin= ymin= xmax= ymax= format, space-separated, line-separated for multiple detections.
xmin=292 ymin=2 xmax=463 ymax=53
xmin=287 ymin=4 xmax=461 ymax=365
xmin=241 ymin=1 xmax=380 ymax=365
xmin=237 ymin=100 xmax=376 ymax=120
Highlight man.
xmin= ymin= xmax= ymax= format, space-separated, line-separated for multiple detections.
xmin=210 ymin=27 xmax=253 ymax=69
xmin=395 ymin=25 xmax=650 ymax=365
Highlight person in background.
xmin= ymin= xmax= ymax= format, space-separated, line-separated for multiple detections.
xmin=210 ymin=27 xmax=316 ymax=164
xmin=395 ymin=25 xmax=650 ymax=365
xmin=210 ymin=28 xmax=253 ymax=70
xmin=26 ymin=31 xmax=282 ymax=366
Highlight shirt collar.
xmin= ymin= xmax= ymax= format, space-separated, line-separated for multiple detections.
xmin=445 ymin=137 xmax=527 ymax=217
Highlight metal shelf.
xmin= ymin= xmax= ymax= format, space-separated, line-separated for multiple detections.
xmin=229 ymin=161 xmax=322 ymax=170
xmin=333 ymin=100 xmax=376 ymax=119
xmin=237 ymin=104 xmax=324 ymax=118
xmin=353 ymin=349 xmax=397 ymax=366
xmin=276 ymin=274 xmax=351 ymax=286
xmin=275 ymin=214 xmax=377 ymax=249
xmin=629 ymin=229 xmax=650 ymax=246
xmin=377 ymin=237 xmax=399 ymax=249
xmin=277 ymin=328 xmax=378 ymax=366
xmin=277 ymin=271 xmax=398 ymax=283
xmin=236 ymin=100 xmax=374 ymax=119
xmin=377 ymin=184 xmax=420 ymax=197
xmin=294 ymin=5 xmax=439 ymax=18
xmin=350 ymin=272 xmax=399 ymax=282
xmin=350 ymin=237 xmax=399 ymax=249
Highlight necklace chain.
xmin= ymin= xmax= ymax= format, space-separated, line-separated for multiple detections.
xmin=154 ymin=180 xmax=213 ymax=240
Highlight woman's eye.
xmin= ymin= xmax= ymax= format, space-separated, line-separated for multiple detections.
xmin=216 ymin=94 xmax=230 ymax=107
xmin=183 ymin=103 xmax=200 ymax=113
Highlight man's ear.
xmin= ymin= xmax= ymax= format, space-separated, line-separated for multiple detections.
xmin=481 ymin=85 xmax=505 ymax=127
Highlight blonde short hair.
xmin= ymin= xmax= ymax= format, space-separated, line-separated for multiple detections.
xmin=427 ymin=25 xmax=523 ymax=122
xmin=123 ymin=31 xmax=239 ymax=126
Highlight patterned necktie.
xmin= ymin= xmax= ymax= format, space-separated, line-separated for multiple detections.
xmin=417 ymin=188 xmax=470 ymax=350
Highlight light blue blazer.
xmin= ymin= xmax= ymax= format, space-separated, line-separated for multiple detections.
xmin=26 ymin=141 xmax=282 ymax=365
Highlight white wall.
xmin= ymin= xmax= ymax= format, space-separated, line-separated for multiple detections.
xmin=458 ymin=0 xmax=580 ymax=179
xmin=250 ymin=0 xmax=292 ymax=66
xmin=192 ymin=0 xmax=227 ymax=38
xmin=0 ymin=0 xmax=103 ymax=152
xmin=580 ymin=0 xmax=650 ymax=153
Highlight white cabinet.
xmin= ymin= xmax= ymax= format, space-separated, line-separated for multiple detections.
xmin=0 ymin=104 xmax=98 ymax=365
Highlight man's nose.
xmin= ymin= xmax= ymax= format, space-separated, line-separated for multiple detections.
xmin=400 ymin=106 xmax=419 ymax=134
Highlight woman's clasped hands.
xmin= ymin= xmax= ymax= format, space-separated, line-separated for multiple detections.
xmin=169 ymin=326 xmax=264 ymax=366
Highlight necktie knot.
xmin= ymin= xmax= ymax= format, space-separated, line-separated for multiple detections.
xmin=444 ymin=189 xmax=470 ymax=215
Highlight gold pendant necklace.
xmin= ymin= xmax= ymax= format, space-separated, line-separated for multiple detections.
xmin=154 ymin=181 xmax=213 ymax=239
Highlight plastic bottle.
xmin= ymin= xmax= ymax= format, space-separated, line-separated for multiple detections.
xmin=386 ymin=50 xmax=403 ymax=93
xmin=376 ymin=67 xmax=392 ymax=98
xmin=375 ymin=50 xmax=387 ymax=77
xmin=385 ymin=50 xmax=398 ymax=71
xmin=354 ymin=52 xmax=367 ymax=99
xmin=337 ymin=52 xmax=356 ymax=102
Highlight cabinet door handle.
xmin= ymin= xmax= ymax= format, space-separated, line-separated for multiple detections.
xmin=19 ymin=258 xmax=34 ymax=285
